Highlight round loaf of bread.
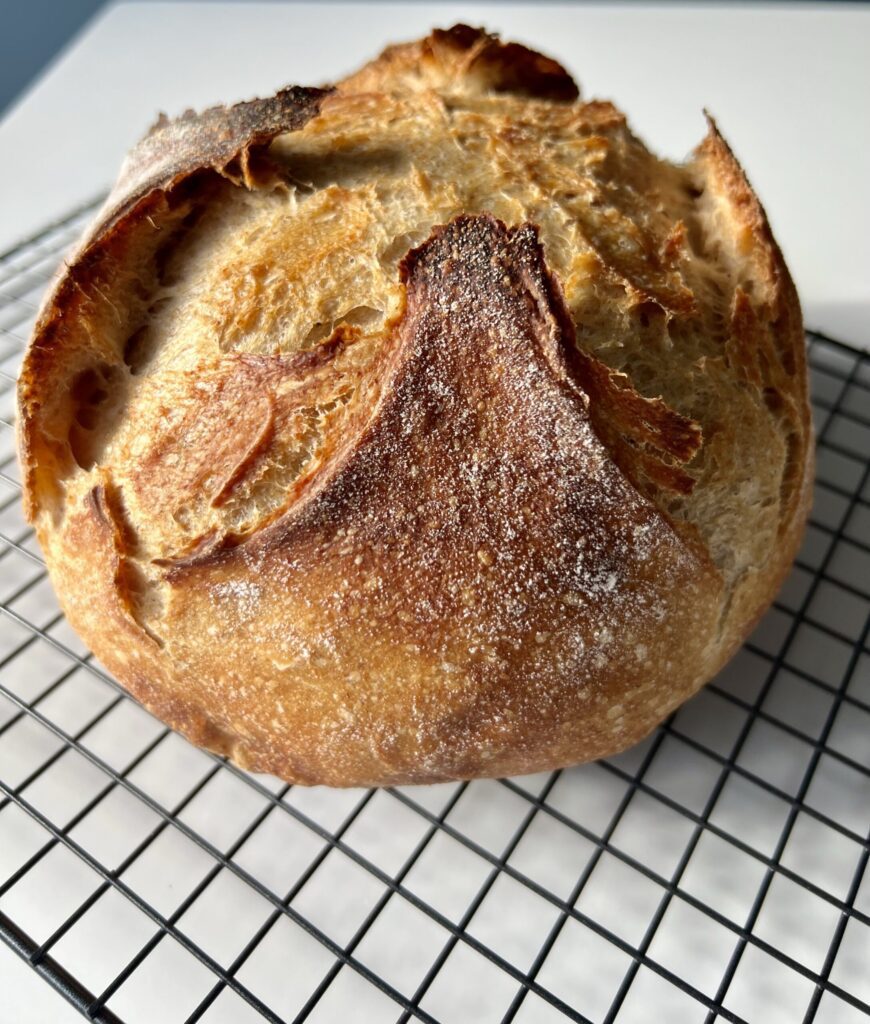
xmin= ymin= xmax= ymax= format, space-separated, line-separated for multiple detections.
xmin=18 ymin=27 xmax=812 ymax=786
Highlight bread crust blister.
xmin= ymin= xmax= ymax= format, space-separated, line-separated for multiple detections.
xmin=17 ymin=26 xmax=812 ymax=785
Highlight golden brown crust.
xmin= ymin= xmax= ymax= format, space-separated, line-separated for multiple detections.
xmin=697 ymin=115 xmax=807 ymax=390
xmin=17 ymin=28 xmax=812 ymax=786
xmin=563 ymin=345 xmax=704 ymax=498
xmin=690 ymin=116 xmax=813 ymax=664
xmin=338 ymin=24 xmax=579 ymax=102
xmin=17 ymin=86 xmax=329 ymax=522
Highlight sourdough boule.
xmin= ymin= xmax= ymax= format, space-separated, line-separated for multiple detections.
xmin=17 ymin=26 xmax=812 ymax=786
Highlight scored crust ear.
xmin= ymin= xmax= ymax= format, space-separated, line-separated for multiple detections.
xmin=692 ymin=114 xmax=811 ymax=535
xmin=695 ymin=114 xmax=806 ymax=385
xmin=104 ymin=87 xmax=332 ymax=237
xmin=337 ymin=24 xmax=579 ymax=101
xmin=17 ymin=86 xmax=330 ymax=522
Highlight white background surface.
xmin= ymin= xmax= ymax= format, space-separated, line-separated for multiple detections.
xmin=0 ymin=5 xmax=869 ymax=1021
xmin=0 ymin=2 xmax=868 ymax=346
xmin=0 ymin=944 xmax=80 ymax=1023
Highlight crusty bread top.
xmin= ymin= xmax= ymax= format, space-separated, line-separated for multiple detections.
xmin=339 ymin=23 xmax=580 ymax=101
xmin=16 ymin=27 xmax=812 ymax=783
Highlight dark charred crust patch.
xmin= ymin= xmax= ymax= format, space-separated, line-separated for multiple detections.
xmin=431 ymin=25 xmax=580 ymax=101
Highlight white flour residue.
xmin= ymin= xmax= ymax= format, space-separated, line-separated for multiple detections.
xmin=211 ymin=578 xmax=262 ymax=620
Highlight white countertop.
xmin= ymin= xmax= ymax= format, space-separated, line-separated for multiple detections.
xmin=1 ymin=1 xmax=868 ymax=348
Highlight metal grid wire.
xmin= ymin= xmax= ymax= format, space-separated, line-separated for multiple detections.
xmin=0 ymin=200 xmax=868 ymax=1024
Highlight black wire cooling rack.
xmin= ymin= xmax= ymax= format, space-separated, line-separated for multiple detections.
xmin=0 ymin=200 xmax=868 ymax=1024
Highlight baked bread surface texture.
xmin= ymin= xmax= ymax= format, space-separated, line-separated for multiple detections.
xmin=17 ymin=27 xmax=812 ymax=785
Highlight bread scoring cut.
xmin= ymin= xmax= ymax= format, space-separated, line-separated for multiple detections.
xmin=18 ymin=26 xmax=812 ymax=785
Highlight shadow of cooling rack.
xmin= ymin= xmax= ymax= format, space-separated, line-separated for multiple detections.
xmin=0 ymin=200 xmax=868 ymax=1024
